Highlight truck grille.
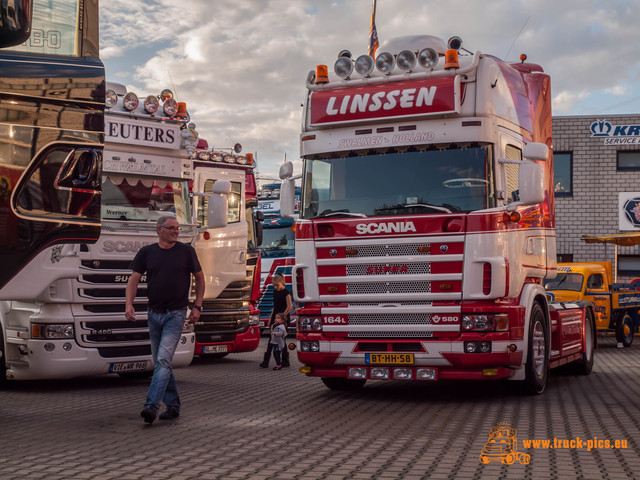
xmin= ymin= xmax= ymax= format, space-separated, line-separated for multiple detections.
xmin=316 ymin=234 xmax=463 ymax=338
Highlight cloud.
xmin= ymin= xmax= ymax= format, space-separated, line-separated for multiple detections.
xmin=100 ymin=0 xmax=640 ymax=178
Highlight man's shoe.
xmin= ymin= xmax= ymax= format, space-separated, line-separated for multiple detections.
xmin=159 ymin=407 xmax=180 ymax=420
xmin=140 ymin=406 xmax=157 ymax=425
xmin=273 ymin=365 xmax=282 ymax=370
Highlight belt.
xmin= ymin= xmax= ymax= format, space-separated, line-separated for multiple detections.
xmin=149 ymin=307 xmax=182 ymax=314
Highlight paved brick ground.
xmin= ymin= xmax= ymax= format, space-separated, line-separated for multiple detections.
xmin=0 ymin=335 xmax=639 ymax=480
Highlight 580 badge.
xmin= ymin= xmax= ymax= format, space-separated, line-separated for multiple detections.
xmin=323 ymin=315 xmax=348 ymax=324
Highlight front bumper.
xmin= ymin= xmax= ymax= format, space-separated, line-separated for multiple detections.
xmin=5 ymin=334 xmax=195 ymax=380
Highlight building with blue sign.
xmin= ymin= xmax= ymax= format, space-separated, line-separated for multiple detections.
xmin=554 ymin=114 xmax=640 ymax=280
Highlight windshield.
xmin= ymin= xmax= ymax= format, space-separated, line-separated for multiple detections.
xmin=101 ymin=175 xmax=190 ymax=224
xmin=301 ymin=146 xmax=494 ymax=219
xmin=260 ymin=224 xmax=295 ymax=257
xmin=544 ymin=273 xmax=584 ymax=292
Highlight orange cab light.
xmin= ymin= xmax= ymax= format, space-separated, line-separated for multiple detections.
xmin=315 ymin=65 xmax=329 ymax=84
xmin=444 ymin=49 xmax=459 ymax=70
xmin=245 ymin=153 xmax=254 ymax=165
xmin=176 ymin=102 xmax=187 ymax=117
xmin=508 ymin=211 xmax=522 ymax=223
xmin=520 ymin=53 xmax=527 ymax=63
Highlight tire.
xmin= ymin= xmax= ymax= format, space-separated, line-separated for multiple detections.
xmin=574 ymin=308 xmax=595 ymax=375
xmin=321 ymin=377 xmax=366 ymax=390
xmin=117 ymin=371 xmax=153 ymax=380
xmin=520 ymin=303 xmax=549 ymax=395
xmin=616 ymin=314 xmax=634 ymax=348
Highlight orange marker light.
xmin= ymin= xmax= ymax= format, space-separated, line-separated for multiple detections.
xmin=508 ymin=211 xmax=522 ymax=223
xmin=176 ymin=102 xmax=187 ymax=118
xmin=315 ymin=65 xmax=329 ymax=84
xmin=444 ymin=49 xmax=459 ymax=70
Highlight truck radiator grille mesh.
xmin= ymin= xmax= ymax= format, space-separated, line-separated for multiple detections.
xmin=349 ymin=314 xmax=431 ymax=325
xmin=346 ymin=263 xmax=431 ymax=275
xmin=347 ymin=282 xmax=431 ymax=294
xmin=346 ymin=244 xmax=430 ymax=257
xmin=348 ymin=331 xmax=433 ymax=338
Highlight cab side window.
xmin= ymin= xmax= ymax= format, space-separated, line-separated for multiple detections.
xmin=586 ymin=274 xmax=604 ymax=290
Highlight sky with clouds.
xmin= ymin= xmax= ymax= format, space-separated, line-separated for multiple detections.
xmin=99 ymin=0 xmax=640 ymax=181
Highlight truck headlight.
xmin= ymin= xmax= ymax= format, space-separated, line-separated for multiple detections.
xmin=249 ymin=315 xmax=260 ymax=326
xmin=300 ymin=341 xmax=320 ymax=352
xmin=461 ymin=314 xmax=508 ymax=331
xmin=182 ymin=322 xmax=194 ymax=334
xmin=32 ymin=324 xmax=74 ymax=339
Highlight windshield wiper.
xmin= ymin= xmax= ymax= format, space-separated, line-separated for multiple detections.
xmin=404 ymin=203 xmax=453 ymax=213
xmin=375 ymin=203 xmax=454 ymax=214
xmin=317 ymin=209 xmax=368 ymax=218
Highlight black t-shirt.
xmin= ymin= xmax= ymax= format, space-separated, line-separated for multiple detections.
xmin=270 ymin=287 xmax=291 ymax=324
xmin=129 ymin=242 xmax=202 ymax=310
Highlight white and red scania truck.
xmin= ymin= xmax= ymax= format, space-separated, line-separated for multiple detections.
xmin=190 ymin=140 xmax=262 ymax=358
xmin=278 ymin=34 xmax=596 ymax=394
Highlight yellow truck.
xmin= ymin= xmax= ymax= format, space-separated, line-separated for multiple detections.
xmin=544 ymin=262 xmax=640 ymax=347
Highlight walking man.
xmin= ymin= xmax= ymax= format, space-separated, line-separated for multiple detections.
xmin=125 ymin=216 xmax=205 ymax=424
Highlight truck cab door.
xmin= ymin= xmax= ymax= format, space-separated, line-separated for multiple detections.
xmin=585 ymin=273 xmax=610 ymax=329
xmin=193 ymin=171 xmax=247 ymax=299
xmin=0 ymin=144 xmax=102 ymax=291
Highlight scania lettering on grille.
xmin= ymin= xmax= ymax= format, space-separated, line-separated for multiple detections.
xmin=366 ymin=265 xmax=408 ymax=274
xmin=103 ymin=240 xmax=153 ymax=253
xmin=323 ymin=315 xmax=347 ymax=324
xmin=431 ymin=315 xmax=459 ymax=324
xmin=355 ymin=221 xmax=416 ymax=235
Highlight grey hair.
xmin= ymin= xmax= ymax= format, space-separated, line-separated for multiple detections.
xmin=156 ymin=216 xmax=176 ymax=228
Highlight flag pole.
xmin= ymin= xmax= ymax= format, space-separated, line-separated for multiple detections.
xmin=368 ymin=0 xmax=379 ymax=58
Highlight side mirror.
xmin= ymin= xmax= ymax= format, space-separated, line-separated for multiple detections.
xmin=280 ymin=178 xmax=296 ymax=219
xmin=206 ymin=180 xmax=231 ymax=229
xmin=522 ymin=142 xmax=549 ymax=162
xmin=279 ymin=161 xmax=293 ymax=181
xmin=506 ymin=142 xmax=548 ymax=210
xmin=0 ymin=0 xmax=33 ymax=48
xmin=255 ymin=210 xmax=264 ymax=246
xmin=517 ymin=161 xmax=545 ymax=206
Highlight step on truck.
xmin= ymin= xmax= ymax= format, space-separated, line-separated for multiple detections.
xmin=278 ymin=34 xmax=596 ymax=394
xmin=190 ymin=140 xmax=261 ymax=358
xmin=545 ymin=262 xmax=640 ymax=348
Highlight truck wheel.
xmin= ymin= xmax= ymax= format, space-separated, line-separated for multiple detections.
xmin=616 ymin=314 xmax=634 ymax=348
xmin=321 ymin=377 xmax=366 ymax=390
xmin=520 ymin=303 xmax=548 ymax=395
xmin=574 ymin=308 xmax=595 ymax=375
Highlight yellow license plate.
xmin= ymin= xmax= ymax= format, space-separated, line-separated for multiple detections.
xmin=365 ymin=353 xmax=414 ymax=365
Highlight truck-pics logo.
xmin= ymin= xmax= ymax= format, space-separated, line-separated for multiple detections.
xmin=480 ymin=422 xmax=530 ymax=465
xmin=356 ymin=221 xmax=416 ymax=235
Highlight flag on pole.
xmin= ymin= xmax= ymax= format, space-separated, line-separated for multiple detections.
xmin=368 ymin=0 xmax=379 ymax=58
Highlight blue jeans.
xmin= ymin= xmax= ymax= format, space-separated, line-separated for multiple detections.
xmin=144 ymin=309 xmax=186 ymax=413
